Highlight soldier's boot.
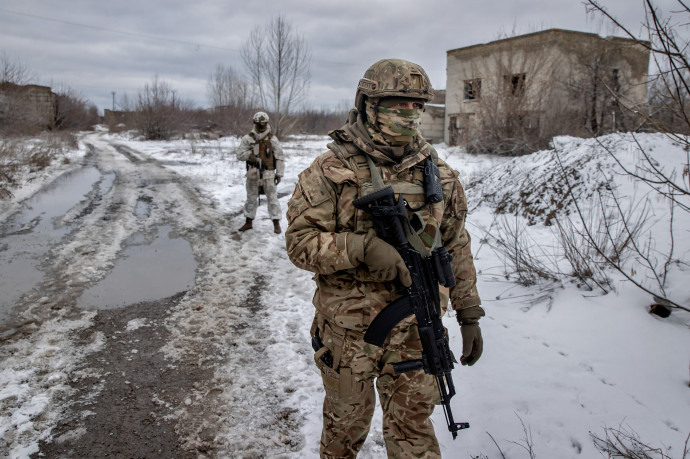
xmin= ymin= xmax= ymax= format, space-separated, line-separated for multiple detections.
xmin=272 ymin=219 xmax=281 ymax=234
xmin=239 ymin=218 xmax=253 ymax=232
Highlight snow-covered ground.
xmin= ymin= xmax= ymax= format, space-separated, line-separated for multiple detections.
xmin=1 ymin=130 xmax=689 ymax=458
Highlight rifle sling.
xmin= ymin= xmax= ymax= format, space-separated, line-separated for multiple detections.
xmin=363 ymin=154 xmax=442 ymax=256
xmin=363 ymin=295 xmax=414 ymax=347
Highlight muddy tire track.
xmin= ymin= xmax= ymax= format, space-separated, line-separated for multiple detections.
xmin=0 ymin=132 xmax=305 ymax=458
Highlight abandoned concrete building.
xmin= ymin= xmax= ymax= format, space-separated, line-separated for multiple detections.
xmin=0 ymin=82 xmax=57 ymax=131
xmin=419 ymin=89 xmax=446 ymax=144
xmin=443 ymin=29 xmax=650 ymax=149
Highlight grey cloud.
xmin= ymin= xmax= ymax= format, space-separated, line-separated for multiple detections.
xmin=0 ymin=0 xmax=673 ymax=113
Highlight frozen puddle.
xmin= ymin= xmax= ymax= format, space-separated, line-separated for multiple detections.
xmin=0 ymin=166 xmax=107 ymax=324
xmin=77 ymin=225 xmax=196 ymax=309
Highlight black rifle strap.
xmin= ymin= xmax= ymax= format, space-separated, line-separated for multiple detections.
xmin=363 ymin=296 xmax=414 ymax=347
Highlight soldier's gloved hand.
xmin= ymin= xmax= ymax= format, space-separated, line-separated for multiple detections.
xmin=274 ymin=175 xmax=281 ymax=185
xmin=457 ymin=306 xmax=485 ymax=366
xmin=346 ymin=230 xmax=412 ymax=286
xmin=363 ymin=236 xmax=412 ymax=286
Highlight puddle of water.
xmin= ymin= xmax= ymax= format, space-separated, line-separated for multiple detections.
xmin=0 ymin=166 xmax=103 ymax=324
xmin=133 ymin=196 xmax=152 ymax=219
xmin=77 ymin=225 xmax=196 ymax=310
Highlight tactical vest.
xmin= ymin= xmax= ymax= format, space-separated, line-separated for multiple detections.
xmin=249 ymin=132 xmax=276 ymax=171
xmin=327 ymin=139 xmax=446 ymax=256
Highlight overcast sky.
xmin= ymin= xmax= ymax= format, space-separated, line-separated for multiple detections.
xmin=0 ymin=0 xmax=679 ymax=114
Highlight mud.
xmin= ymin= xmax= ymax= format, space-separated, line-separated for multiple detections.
xmin=35 ymin=291 xmax=208 ymax=458
xmin=0 ymin=133 xmax=305 ymax=458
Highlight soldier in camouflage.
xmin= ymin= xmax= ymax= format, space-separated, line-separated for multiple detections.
xmin=285 ymin=59 xmax=484 ymax=458
xmin=237 ymin=111 xmax=285 ymax=234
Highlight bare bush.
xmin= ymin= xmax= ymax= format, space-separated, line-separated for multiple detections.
xmin=463 ymin=39 xmax=561 ymax=156
xmin=0 ymin=50 xmax=33 ymax=85
xmin=586 ymin=0 xmax=690 ymax=138
xmin=293 ymin=107 xmax=349 ymax=135
xmin=133 ymin=75 xmax=191 ymax=140
xmin=581 ymin=0 xmax=690 ymax=313
xmin=492 ymin=215 xmax=560 ymax=286
xmin=206 ymin=63 xmax=255 ymax=135
xmin=562 ymin=38 xmax=646 ymax=136
xmin=54 ymin=86 xmax=100 ymax=131
xmin=591 ymin=425 xmax=689 ymax=458
xmin=0 ymin=133 xmax=77 ymax=198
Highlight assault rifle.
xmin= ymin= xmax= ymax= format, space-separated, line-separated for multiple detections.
xmin=251 ymin=143 xmax=264 ymax=205
xmin=353 ymin=186 xmax=470 ymax=439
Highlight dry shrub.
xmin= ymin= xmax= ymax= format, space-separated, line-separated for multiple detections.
xmin=0 ymin=132 xmax=77 ymax=197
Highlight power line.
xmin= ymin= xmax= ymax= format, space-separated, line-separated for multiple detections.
xmin=0 ymin=7 xmax=241 ymax=53
xmin=0 ymin=7 xmax=362 ymax=67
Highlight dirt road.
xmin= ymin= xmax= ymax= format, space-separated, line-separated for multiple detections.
xmin=0 ymin=133 xmax=304 ymax=458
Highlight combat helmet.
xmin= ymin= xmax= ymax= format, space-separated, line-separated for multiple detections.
xmin=355 ymin=59 xmax=434 ymax=113
xmin=253 ymin=111 xmax=269 ymax=124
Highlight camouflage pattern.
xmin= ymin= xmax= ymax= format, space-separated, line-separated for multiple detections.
xmin=286 ymin=110 xmax=481 ymax=332
xmin=314 ymin=313 xmax=441 ymax=458
xmin=365 ymin=99 xmax=423 ymax=146
xmin=253 ymin=111 xmax=269 ymax=124
xmin=237 ymin=125 xmax=285 ymax=220
xmin=355 ymin=59 xmax=434 ymax=113
xmin=285 ymin=105 xmax=481 ymax=457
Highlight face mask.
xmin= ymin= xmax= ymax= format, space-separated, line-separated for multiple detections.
xmin=377 ymin=106 xmax=422 ymax=140
xmin=255 ymin=123 xmax=267 ymax=132
xmin=365 ymin=99 xmax=422 ymax=146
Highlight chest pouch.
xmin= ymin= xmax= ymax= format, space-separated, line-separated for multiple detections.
xmin=423 ymin=157 xmax=443 ymax=204
xmin=361 ymin=154 xmax=444 ymax=257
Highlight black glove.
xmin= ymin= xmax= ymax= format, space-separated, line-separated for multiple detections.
xmin=274 ymin=175 xmax=281 ymax=185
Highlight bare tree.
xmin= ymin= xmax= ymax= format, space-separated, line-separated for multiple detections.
xmin=134 ymin=75 xmax=188 ymax=140
xmin=206 ymin=63 xmax=254 ymax=134
xmin=241 ymin=15 xmax=312 ymax=136
xmin=578 ymin=0 xmax=690 ymax=313
xmin=460 ymin=37 xmax=564 ymax=155
xmin=0 ymin=50 xmax=33 ymax=85
xmin=586 ymin=0 xmax=690 ymax=137
xmin=53 ymin=84 xmax=100 ymax=131
xmin=561 ymin=38 xmax=646 ymax=136
xmin=0 ymin=51 xmax=45 ymax=134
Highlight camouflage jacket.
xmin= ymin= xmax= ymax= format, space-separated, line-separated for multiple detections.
xmin=285 ymin=111 xmax=481 ymax=332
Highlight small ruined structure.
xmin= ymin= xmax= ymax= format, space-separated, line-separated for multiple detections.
xmin=444 ymin=29 xmax=650 ymax=149
xmin=0 ymin=82 xmax=57 ymax=131
xmin=420 ymin=89 xmax=445 ymax=144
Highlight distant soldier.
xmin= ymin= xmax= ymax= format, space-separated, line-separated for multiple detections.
xmin=236 ymin=111 xmax=285 ymax=234
xmin=285 ymin=59 xmax=484 ymax=458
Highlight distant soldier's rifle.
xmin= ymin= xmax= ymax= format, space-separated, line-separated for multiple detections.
xmin=353 ymin=186 xmax=470 ymax=439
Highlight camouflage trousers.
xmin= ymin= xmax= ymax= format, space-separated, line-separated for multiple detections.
xmin=312 ymin=313 xmax=441 ymax=459
xmin=243 ymin=168 xmax=281 ymax=220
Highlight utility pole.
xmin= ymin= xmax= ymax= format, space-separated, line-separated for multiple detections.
xmin=111 ymin=91 xmax=115 ymax=111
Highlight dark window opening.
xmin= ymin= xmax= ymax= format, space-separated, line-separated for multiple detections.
xmin=505 ymin=73 xmax=526 ymax=96
xmin=612 ymin=68 xmax=620 ymax=93
xmin=464 ymin=79 xmax=481 ymax=101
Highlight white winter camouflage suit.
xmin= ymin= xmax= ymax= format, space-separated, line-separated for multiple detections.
xmin=236 ymin=125 xmax=285 ymax=220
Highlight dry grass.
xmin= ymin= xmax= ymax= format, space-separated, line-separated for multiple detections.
xmin=0 ymin=132 xmax=76 ymax=198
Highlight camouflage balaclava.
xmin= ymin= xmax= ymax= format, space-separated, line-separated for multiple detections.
xmin=365 ymin=97 xmax=423 ymax=147
xmin=353 ymin=59 xmax=433 ymax=154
